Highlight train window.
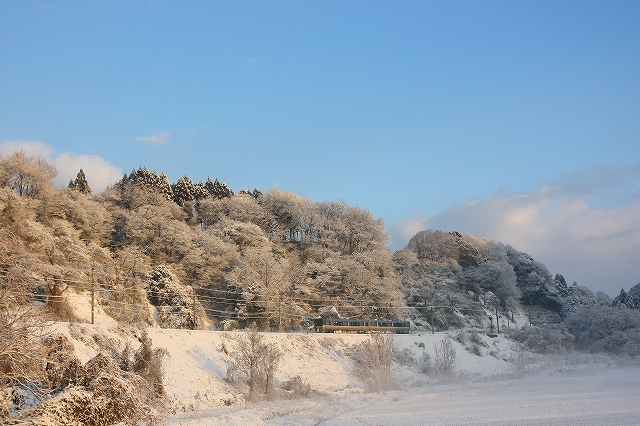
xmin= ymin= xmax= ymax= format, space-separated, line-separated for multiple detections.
xmin=349 ymin=322 xmax=360 ymax=326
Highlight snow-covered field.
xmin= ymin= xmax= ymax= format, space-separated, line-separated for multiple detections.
xmin=56 ymin=323 xmax=640 ymax=426
xmin=166 ymin=367 xmax=640 ymax=425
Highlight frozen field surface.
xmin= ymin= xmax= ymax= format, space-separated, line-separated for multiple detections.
xmin=165 ymin=365 xmax=640 ymax=426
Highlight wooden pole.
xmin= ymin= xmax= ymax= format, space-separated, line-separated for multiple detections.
xmin=192 ymin=288 xmax=197 ymax=330
xmin=91 ymin=264 xmax=95 ymax=325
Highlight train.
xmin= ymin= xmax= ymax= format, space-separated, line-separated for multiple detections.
xmin=313 ymin=317 xmax=410 ymax=333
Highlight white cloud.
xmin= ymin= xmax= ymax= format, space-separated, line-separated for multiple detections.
xmin=136 ymin=131 xmax=170 ymax=145
xmin=0 ymin=139 xmax=52 ymax=158
xmin=388 ymin=164 xmax=640 ymax=296
xmin=52 ymin=153 xmax=122 ymax=192
xmin=387 ymin=216 xmax=430 ymax=250
xmin=1 ymin=140 xmax=122 ymax=192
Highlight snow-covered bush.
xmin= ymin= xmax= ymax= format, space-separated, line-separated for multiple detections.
xmin=352 ymin=334 xmax=399 ymax=392
xmin=433 ymin=337 xmax=457 ymax=376
xmin=147 ymin=265 xmax=205 ymax=329
xmin=226 ymin=329 xmax=282 ymax=400
xmin=455 ymin=330 xmax=488 ymax=357
xmin=508 ymin=324 xmax=573 ymax=354
xmin=565 ymin=305 xmax=640 ymax=355
xmin=20 ymin=332 xmax=167 ymax=425
xmin=394 ymin=347 xmax=417 ymax=367
xmin=281 ymin=375 xmax=313 ymax=398
xmin=417 ymin=351 xmax=433 ymax=375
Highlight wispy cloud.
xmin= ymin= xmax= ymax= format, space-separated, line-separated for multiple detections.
xmin=0 ymin=140 xmax=122 ymax=192
xmin=388 ymin=164 xmax=640 ymax=295
xmin=136 ymin=131 xmax=170 ymax=146
xmin=0 ymin=139 xmax=52 ymax=158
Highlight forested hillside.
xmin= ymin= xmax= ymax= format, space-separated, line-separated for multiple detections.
xmin=1 ymin=151 xmax=402 ymax=333
xmin=2 ymin=150 xmax=638 ymax=339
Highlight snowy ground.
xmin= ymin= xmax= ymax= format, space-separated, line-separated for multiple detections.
xmin=165 ymin=366 xmax=640 ymax=425
xmin=54 ymin=323 xmax=640 ymax=426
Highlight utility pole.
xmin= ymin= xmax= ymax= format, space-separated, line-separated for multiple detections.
xmin=192 ymin=287 xmax=197 ymax=330
xmin=91 ymin=264 xmax=95 ymax=325
xmin=430 ymin=307 xmax=434 ymax=334
xmin=278 ymin=294 xmax=283 ymax=332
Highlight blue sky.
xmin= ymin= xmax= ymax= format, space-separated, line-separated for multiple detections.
xmin=1 ymin=1 xmax=638 ymax=296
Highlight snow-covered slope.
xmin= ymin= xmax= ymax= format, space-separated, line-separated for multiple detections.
xmin=51 ymin=323 xmax=640 ymax=425
xmin=55 ymin=323 xmax=516 ymax=407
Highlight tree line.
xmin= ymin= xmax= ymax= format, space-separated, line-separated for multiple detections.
xmin=0 ymin=150 xmax=401 ymax=333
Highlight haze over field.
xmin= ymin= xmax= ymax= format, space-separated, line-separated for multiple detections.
xmin=1 ymin=1 xmax=638 ymax=296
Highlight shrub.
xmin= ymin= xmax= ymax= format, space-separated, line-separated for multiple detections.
xmin=352 ymin=334 xmax=399 ymax=392
xmin=394 ymin=347 xmax=417 ymax=367
xmin=26 ymin=332 xmax=167 ymax=425
xmin=565 ymin=305 xmax=640 ymax=355
xmin=433 ymin=337 xmax=457 ymax=376
xmin=508 ymin=324 xmax=573 ymax=354
xmin=417 ymin=352 xmax=433 ymax=375
xmin=133 ymin=331 xmax=167 ymax=396
xmin=226 ymin=329 xmax=281 ymax=400
xmin=281 ymin=375 xmax=313 ymax=398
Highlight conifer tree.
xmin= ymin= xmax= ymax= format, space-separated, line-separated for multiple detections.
xmin=73 ymin=168 xmax=92 ymax=195
xmin=172 ymin=176 xmax=196 ymax=206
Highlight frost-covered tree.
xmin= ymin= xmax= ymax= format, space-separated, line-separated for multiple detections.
xmin=561 ymin=285 xmax=596 ymax=317
xmin=456 ymin=260 xmax=520 ymax=305
xmin=554 ymin=273 xmax=570 ymax=298
xmin=0 ymin=150 xmax=57 ymax=199
xmin=565 ymin=304 xmax=640 ymax=354
xmin=146 ymin=265 xmax=204 ymax=329
xmin=352 ymin=334 xmax=398 ymax=392
xmin=196 ymin=193 xmax=268 ymax=231
xmin=51 ymin=188 xmax=112 ymax=244
xmin=226 ymin=244 xmax=290 ymax=329
xmin=69 ymin=168 xmax=92 ymax=195
xmin=613 ymin=284 xmax=640 ymax=310
xmin=406 ymin=230 xmax=458 ymax=264
xmin=505 ymin=246 xmax=563 ymax=312
xmin=204 ymin=177 xmax=234 ymax=199
xmin=0 ymin=229 xmax=49 ymax=389
xmin=172 ymin=176 xmax=196 ymax=206
xmin=228 ymin=329 xmax=281 ymax=399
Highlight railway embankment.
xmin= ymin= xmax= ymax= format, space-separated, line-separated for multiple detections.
xmin=54 ymin=322 xmax=519 ymax=409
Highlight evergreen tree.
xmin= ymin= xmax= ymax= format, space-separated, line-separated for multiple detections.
xmin=207 ymin=178 xmax=234 ymax=199
xmin=554 ymin=273 xmax=569 ymax=298
xmin=612 ymin=284 xmax=640 ymax=309
xmin=172 ymin=176 xmax=196 ymax=206
xmin=72 ymin=168 xmax=92 ymax=195
xmin=157 ymin=172 xmax=174 ymax=201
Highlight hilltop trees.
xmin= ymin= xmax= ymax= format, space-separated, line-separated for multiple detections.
xmin=0 ymin=150 xmax=57 ymax=199
xmin=0 ymin=152 xmax=403 ymax=330
xmin=68 ymin=168 xmax=92 ymax=195
xmin=505 ymin=246 xmax=563 ymax=312
xmin=613 ymin=284 xmax=640 ymax=310
xmin=400 ymin=230 xmax=569 ymax=330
